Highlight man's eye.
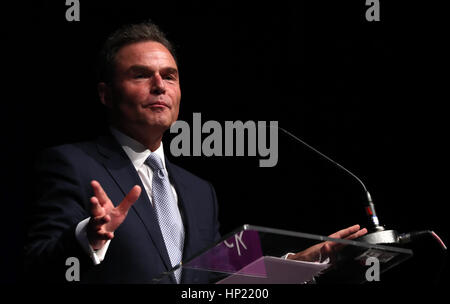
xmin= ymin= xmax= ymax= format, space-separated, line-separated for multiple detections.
xmin=164 ymin=75 xmax=176 ymax=81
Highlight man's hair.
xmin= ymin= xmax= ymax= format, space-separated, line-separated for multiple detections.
xmin=97 ymin=21 xmax=177 ymax=84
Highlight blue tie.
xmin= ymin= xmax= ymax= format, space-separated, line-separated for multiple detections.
xmin=145 ymin=153 xmax=184 ymax=283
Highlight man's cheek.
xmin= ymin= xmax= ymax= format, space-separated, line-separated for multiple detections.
xmin=171 ymin=107 xmax=180 ymax=122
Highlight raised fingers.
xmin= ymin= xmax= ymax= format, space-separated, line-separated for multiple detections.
xmin=91 ymin=180 xmax=112 ymax=207
xmin=117 ymin=185 xmax=141 ymax=214
xmin=90 ymin=196 xmax=105 ymax=217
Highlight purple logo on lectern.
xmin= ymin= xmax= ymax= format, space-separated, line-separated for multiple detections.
xmin=183 ymin=230 xmax=266 ymax=276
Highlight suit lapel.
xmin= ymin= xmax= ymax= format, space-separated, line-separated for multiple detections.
xmin=96 ymin=135 xmax=175 ymax=281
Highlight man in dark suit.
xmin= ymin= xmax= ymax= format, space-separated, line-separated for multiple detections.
xmin=24 ymin=21 xmax=366 ymax=284
xmin=24 ymin=21 xmax=220 ymax=283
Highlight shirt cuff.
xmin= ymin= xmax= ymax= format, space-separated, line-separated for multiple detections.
xmin=75 ymin=217 xmax=111 ymax=265
xmin=281 ymin=252 xmax=296 ymax=260
xmin=281 ymin=252 xmax=330 ymax=264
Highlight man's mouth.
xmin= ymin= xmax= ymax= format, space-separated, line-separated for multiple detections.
xmin=145 ymin=101 xmax=170 ymax=109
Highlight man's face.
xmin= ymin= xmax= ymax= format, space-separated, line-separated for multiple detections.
xmin=103 ymin=41 xmax=181 ymax=135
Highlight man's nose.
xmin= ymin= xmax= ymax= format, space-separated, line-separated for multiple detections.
xmin=150 ymin=73 xmax=166 ymax=95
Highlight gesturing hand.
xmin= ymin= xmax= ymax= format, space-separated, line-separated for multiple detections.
xmin=87 ymin=180 xmax=142 ymax=250
xmin=287 ymin=224 xmax=368 ymax=263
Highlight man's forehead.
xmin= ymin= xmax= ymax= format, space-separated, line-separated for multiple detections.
xmin=115 ymin=41 xmax=177 ymax=68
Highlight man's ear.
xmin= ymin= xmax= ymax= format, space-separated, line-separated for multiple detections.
xmin=98 ymin=82 xmax=113 ymax=108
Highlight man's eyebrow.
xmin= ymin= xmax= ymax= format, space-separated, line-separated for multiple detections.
xmin=127 ymin=65 xmax=152 ymax=74
xmin=162 ymin=67 xmax=179 ymax=75
xmin=127 ymin=65 xmax=178 ymax=75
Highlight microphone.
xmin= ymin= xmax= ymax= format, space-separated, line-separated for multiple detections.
xmin=276 ymin=125 xmax=447 ymax=283
xmin=277 ymin=126 xmax=401 ymax=244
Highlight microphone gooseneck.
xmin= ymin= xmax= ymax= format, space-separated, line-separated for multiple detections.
xmin=275 ymin=126 xmax=447 ymax=280
xmin=277 ymin=127 xmax=384 ymax=232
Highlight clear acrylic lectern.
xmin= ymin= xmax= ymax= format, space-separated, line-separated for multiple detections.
xmin=153 ymin=225 xmax=413 ymax=284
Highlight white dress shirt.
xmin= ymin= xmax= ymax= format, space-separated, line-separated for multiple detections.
xmin=75 ymin=127 xmax=180 ymax=265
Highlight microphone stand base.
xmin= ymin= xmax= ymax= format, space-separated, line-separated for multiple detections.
xmin=358 ymin=229 xmax=400 ymax=245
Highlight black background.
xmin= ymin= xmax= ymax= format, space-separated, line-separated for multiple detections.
xmin=2 ymin=0 xmax=448 ymax=286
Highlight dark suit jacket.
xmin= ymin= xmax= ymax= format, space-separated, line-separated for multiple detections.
xmin=24 ymin=134 xmax=221 ymax=283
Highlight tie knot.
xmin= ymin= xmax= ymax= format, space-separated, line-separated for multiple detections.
xmin=145 ymin=153 xmax=164 ymax=171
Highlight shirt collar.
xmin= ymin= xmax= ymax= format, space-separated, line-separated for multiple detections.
xmin=110 ymin=127 xmax=166 ymax=171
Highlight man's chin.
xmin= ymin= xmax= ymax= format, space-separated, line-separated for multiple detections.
xmin=144 ymin=111 xmax=172 ymax=124
xmin=136 ymin=111 xmax=177 ymax=132
xmin=146 ymin=118 xmax=173 ymax=132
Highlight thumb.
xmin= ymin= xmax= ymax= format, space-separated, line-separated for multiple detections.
xmin=117 ymin=185 xmax=142 ymax=214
